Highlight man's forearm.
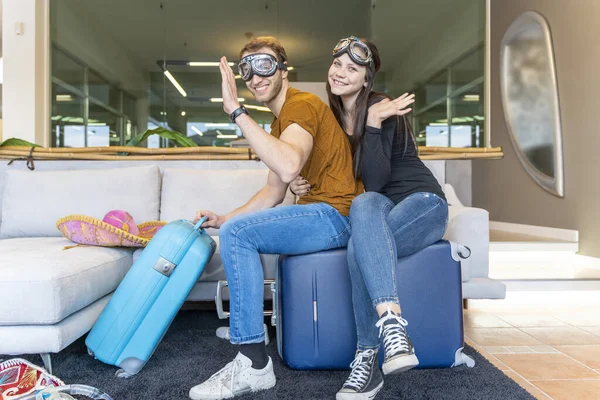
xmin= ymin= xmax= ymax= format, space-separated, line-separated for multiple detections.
xmin=235 ymin=114 xmax=301 ymax=182
xmin=222 ymin=185 xmax=284 ymax=224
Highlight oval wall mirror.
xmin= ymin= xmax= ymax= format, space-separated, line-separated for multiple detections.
xmin=500 ymin=11 xmax=564 ymax=197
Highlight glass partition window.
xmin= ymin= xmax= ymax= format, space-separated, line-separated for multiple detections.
xmin=412 ymin=45 xmax=485 ymax=148
xmin=450 ymin=83 xmax=484 ymax=147
xmin=50 ymin=46 xmax=137 ymax=147
xmin=51 ymin=83 xmax=85 ymax=147
xmin=414 ymin=103 xmax=448 ymax=147
xmin=52 ymin=49 xmax=85 ymax=93
xmin=50 ymin=0 xmax=485 ymax=149
xmin=88 ymin=102 xmax=122 ymax=146
xmin=88 ymin=70 xmax=122 ymax=111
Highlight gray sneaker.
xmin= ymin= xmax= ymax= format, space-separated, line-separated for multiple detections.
xmin=336 ymin=349 xmax=384 ymax=400
xmin=376 ymin=309 xmax=419 ymax=375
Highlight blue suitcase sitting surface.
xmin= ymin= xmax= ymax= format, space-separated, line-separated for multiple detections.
xmin=277 ymin=240 xmax=472 ymax=370
xmin=86 ymin=219 xmax=216 ymax=376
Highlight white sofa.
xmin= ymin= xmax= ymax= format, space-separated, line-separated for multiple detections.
xmin=0 ymin=160 xmax=504 ymax=371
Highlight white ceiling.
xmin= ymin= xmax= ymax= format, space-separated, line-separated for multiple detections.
xmin=68 ymin=0 xmax=371 ymax=70
xmin=65 ymin=0 xmax=478 ymax=73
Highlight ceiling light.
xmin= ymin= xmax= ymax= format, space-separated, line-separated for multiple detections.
xmin=205 ymin=123 xmax=232 ymax=127
xmin=462 ymin=94 xmax=480 ymax=102
xmin=210 ymin=98 xmax=245 ymax=103
xmin=181 ymin=111 xmax=186 ymax=116
xmin=245 ymin=104 xmax=271 ymax=112
xmin=56 ymin=94 xmax=73 ymax=102
xmin=191 ymin=126 xmax=203 ymax=136
xmin=164 ymin=70 xmax=187 ymax=97
xmin=216 ymin=133 xmax=239 ymax=139
xmin=188 ymin=61 xmax=235 ymax=67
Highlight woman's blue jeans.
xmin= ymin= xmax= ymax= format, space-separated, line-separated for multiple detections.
xmin=347 ymin=192 xmax=448 ymax=350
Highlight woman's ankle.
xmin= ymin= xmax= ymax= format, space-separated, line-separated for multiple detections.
xmin=375 ymin=302 xmax=401 ymax=317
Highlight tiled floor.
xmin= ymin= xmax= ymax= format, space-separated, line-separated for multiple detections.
xmin=465 ymin=301 xmax=600 ymax=400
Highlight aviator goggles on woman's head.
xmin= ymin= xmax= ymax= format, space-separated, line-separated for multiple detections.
xmin=332 ymin=36 xmax=373 ymax=67
xmin=237 ymin=53 xmax=288 ymax=81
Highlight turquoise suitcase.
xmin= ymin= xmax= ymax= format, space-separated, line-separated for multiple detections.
xmin=85 ymin=218 xmax=216 ymax=377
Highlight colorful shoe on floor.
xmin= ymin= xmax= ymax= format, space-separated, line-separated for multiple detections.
xmin=336 ymin=349 xmax=383 ymax=400
xmin=189 ymin=352 xmax=276 ymax=400
xmin=376 ymin=308 xmax=419 ymax=375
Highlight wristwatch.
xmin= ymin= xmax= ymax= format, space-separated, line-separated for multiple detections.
xmin=229 ymin=105 xmax=249 ymax=123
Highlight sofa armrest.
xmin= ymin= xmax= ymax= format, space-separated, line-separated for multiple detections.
xmin=444 ymin=205 xmax=490 ymax=281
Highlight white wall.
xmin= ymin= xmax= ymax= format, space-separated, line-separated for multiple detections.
xmin=2 ymin=0 xmax=49 ymax=146
xmin=290 ymin=82 xmax=329 ymax=105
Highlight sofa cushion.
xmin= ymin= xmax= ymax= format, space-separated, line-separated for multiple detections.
xmin=160 ymin=168 xmax=296 ymax=235
xmin=0 ymin=165 xmax=161 ymax=239
xmin=0 ymin=295 xmax=111 ymax=355
xmin=0 ymin=237 xmax=132 ymax=325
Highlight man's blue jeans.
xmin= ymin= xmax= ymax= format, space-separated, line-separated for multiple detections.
xmin=347 ymin=192 xmax=448 ymax=350
xmin=220 ymin=203 xmax=351 ymax=344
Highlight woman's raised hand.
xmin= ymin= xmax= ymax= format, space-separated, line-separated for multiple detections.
xmin=366 ymin=93 xmax=415 ymax=129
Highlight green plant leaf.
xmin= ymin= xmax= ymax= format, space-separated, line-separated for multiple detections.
xmin=0 ymin=138 xmax=42 ymax=148
xmin=126 ymin=127 xmax=197 ymax=148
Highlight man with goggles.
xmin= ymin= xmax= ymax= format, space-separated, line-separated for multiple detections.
xmin=332 ymin=35 xmax=374 ymax=68
xmin=190 ymin=36 xmax=363 ymax=400
xmin=237 ymin=53 xmax=288 ymax=81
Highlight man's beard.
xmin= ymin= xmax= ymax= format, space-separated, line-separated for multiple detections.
xmin=261 ymin=76 xmax=283 ymax=104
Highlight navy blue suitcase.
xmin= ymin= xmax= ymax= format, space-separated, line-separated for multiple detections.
xmin=274 ymin=240 xmax=474 ymax=370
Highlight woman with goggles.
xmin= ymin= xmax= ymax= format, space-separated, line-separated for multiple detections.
xmin=290 ymin=37 xmax=448 ymax=400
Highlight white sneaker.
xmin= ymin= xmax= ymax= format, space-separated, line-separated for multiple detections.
xmin=189 ymin=352 xmax=276 ymax=400
xmin=215 ymin=324 xmax=270 ymax=345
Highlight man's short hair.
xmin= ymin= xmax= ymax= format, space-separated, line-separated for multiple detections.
xmin=239 ymin=36 xmax=288 ymax=63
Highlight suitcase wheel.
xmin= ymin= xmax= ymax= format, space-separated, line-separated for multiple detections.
xmin=115 ymin=369 xmax=134 ymax=379
xmin=87 ymin=348 xmax=94 ymax=357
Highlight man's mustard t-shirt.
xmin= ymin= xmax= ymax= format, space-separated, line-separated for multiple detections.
xmin=270 ymin=87 xmax=363 ymax=216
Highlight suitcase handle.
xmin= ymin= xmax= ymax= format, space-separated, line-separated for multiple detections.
xmin=193 ymin=216 xmax=208 ymax=231
xmin=215 ymin=279 xmax=275 ymax=320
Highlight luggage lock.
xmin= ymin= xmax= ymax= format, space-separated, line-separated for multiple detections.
xmin=153 ymin=257 xmax=176 ymax=277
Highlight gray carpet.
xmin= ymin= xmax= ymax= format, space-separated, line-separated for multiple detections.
xmin=3 ymin=310 xmax=534 ymax=399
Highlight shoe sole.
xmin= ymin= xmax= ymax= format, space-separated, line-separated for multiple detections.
xmin=336 ymin=380 xmax=384 ymax=400
xmin=189 ymin=378 xmax=276 ymax=400
xmin=382 ymin=353 xmax=419 ymax=375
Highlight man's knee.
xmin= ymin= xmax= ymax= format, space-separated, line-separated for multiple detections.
xmin=219 ymin=217 xmax=253 ymax=248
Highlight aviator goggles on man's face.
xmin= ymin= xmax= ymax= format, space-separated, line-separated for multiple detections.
xmin=332 ymin=36 xmax=373 ymax=67
xmin=237 ymin=53 xmax=288 ymax=81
